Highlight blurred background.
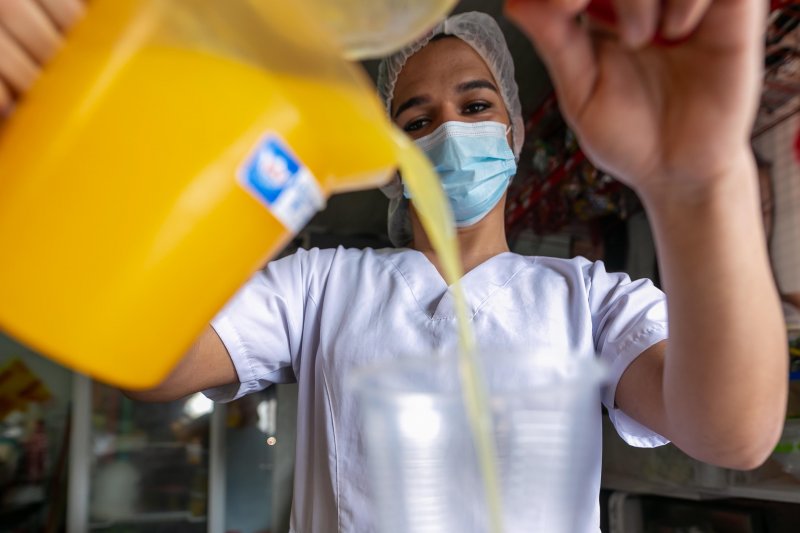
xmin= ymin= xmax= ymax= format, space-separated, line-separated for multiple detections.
xmin=2 ymin=1 xmax=800 ymax=532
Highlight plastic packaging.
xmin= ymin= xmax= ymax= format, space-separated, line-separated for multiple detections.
xmin=0 ymin=0 xmax=453 ymax=389
xmin=349 ymin=353 xmax=607 ymax=533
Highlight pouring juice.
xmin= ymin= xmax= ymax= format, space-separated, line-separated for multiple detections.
xmin=0 ymin=0 xmax=503 ymax=529
xmin=393 ymin=130 xmax=504 ymax=533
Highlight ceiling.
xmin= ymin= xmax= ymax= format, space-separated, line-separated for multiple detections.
xmin=306 ymin=0 xmax=551 ymax=245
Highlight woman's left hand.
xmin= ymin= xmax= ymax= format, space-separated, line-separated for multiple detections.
xmin=505 ymin=0 xmax=764 ymax=198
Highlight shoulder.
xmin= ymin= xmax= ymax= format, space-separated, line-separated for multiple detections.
xmin=511 ymin=254 xmax=658 ymax=302
xmin=532 ymin=254 xmax=637 ymax=285
xmin=284 ymin=246 xmax=408 ymax=270
xmin=529 ymin=254 xmax=600 ymax=273
xmin=266 ymin=246 xmax=361 ymax=273
xmin=514 ymin=254 xmax=597 ymax=284
xmin=264 ymin=246 xmax=412 ymax=287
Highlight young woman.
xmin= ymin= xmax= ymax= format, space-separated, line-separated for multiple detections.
xmin=0 ymin=1 xmax=787 ymax=531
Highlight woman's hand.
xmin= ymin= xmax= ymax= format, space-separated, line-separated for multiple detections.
xmin=505 ymin=0 xmax=764 ymax=199
xmin=0 ymin=0 xmax=85 ymax=113
xmin=510 ymin=0 xmax=788 ymax=469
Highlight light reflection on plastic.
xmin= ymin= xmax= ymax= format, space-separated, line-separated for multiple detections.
xmin=399 ymin=398 xmax=442 ymax=443
xmin=257 ymin=398 xmax=277 ymax=435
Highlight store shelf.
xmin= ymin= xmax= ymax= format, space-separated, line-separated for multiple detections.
xmin=603 ymin=412 xmax=800 ymax=506
xmin=602 ymin=473 xmax=800 ymax=504
xmin=89 ymin=510 xmax=207 ymax=529
xmin=109 ymin=441 xmax=207 ymax=453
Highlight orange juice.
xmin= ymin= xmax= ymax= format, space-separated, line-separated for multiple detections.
xmin=0 ymin=5 xmax=396 ymax=388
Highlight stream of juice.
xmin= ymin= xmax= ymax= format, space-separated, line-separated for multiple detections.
xmin=391 ymin=129 xmax=504 ymax=533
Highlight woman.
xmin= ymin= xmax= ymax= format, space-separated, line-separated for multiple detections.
xmin=0 ymin=1 xmax=788 ymax=532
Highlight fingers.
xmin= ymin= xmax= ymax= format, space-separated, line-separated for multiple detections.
xmin=0 ymin=25 xmax=39 ymax=94
xmin=0 ymin=0 xmax=84 ymax=114
xmin=610 ymin=0 xmax=660 ymax=48
xmin=0 ymin=79 xmax=12 ymax=112
xmin=660 ymin=0 xmax=713 ymax=41
xmin=505 ymin=0 xmax=597 ymax=119
xmin=537 ymin=0 xmax=592 ymax=12
xmin=0 ymin=0 xmax=62 ymax=64
xmin=583 ymin=0 xmax=714 ymax=47
xmin=36 ymin=0 xmax=85 ymax=32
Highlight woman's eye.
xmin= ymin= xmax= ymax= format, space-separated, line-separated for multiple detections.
xmin=464 ymin=102 xmax=490 ymax=114
xmin=404 ymin=118 xmax=429 ymax=132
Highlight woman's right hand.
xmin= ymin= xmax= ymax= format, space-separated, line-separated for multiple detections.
xmin=505 ymin=0 xmax=764 ymax=199
xmin=0 ymin=0 xmax=85 ymax=114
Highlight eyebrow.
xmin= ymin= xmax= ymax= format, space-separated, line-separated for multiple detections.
xmin=393 ymin=95 xmax=431 ymax=119
xmin=392 ymin=78 xmax=499 ymax=119
xmin=456 ymin=79 xmax=498 ymax=94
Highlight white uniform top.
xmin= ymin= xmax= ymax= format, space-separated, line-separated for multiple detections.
xmin=205 ymin=247 xmax=669 ymax=533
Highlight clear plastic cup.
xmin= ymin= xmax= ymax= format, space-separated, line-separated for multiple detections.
xmin=349 ymin=353 xmax=607 ymax=533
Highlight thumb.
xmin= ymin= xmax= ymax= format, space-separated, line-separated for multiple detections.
xmin=504 ymin=0 xmax=597 ymax=121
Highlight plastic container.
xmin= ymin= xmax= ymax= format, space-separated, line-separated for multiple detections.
xmin=307 ymin=0 xmax=458 ymax=59
xmin=0 ymin=0 xmax=453 ymax=389
xmin=349 ymin=353 xmax=607 ymax=533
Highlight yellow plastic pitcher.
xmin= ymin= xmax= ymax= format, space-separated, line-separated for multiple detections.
xmin=0 ymin=0 xmax=452 ymax=389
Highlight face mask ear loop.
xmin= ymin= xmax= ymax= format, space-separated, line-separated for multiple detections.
xmin=504 ymin=124 xmax=516 ymax=161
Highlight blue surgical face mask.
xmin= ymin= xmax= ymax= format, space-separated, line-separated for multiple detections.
xmin=403 ymin=121 xmax=516 ymax=227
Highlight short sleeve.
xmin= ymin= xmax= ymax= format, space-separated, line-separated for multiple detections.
xmin=203 ymin=251 xmax=310 ymax=402
xmin=584 ymin=260 xmax=669 ymax=448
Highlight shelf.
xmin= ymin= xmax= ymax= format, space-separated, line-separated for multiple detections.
xmin=115 ymin=441 xmax=207 ymax=451
xmin=89 ymin=510 xmax=207 ymax=529
xmin=92 ymin=438 xmax=209 ymax=457
xmin=602 ymin=474 xmax=800 ymax=504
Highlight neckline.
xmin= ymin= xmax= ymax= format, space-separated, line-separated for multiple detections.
xmin=387 ymin=249 xmax=530 ymax=319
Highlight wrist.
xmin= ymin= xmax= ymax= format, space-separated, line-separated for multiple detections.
xmin=636 ymin=149 xmax=769 ymax=261
xmin=636 ymin=148 xmax=758 ymax=212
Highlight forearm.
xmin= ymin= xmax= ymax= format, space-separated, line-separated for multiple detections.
xmin=641 ymin=153 xmax=788 ymax=468
xmin=124 ymin=326 xmax=238 ymax=403
xmin=123 ymin=348 xmax=202 ymax=403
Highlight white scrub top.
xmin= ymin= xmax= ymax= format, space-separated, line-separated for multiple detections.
xmin=205 ymin=247 xmax=669 ymax=533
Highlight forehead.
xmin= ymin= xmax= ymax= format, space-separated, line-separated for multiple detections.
xmin=393 ymin=37 xmax=496 ymax=99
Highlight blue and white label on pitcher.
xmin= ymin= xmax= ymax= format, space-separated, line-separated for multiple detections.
xmin=238 ymin=134 xmax=325 ymax=232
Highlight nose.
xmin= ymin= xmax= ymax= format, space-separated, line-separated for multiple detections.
xmin=439 ymin=104 xmax=462 ymax=125
xmin=426 ymin=102 xmax=463 ymax=132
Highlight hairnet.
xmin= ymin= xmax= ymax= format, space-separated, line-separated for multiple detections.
xmin=376 ymin=11 xmax=524 ymax=247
